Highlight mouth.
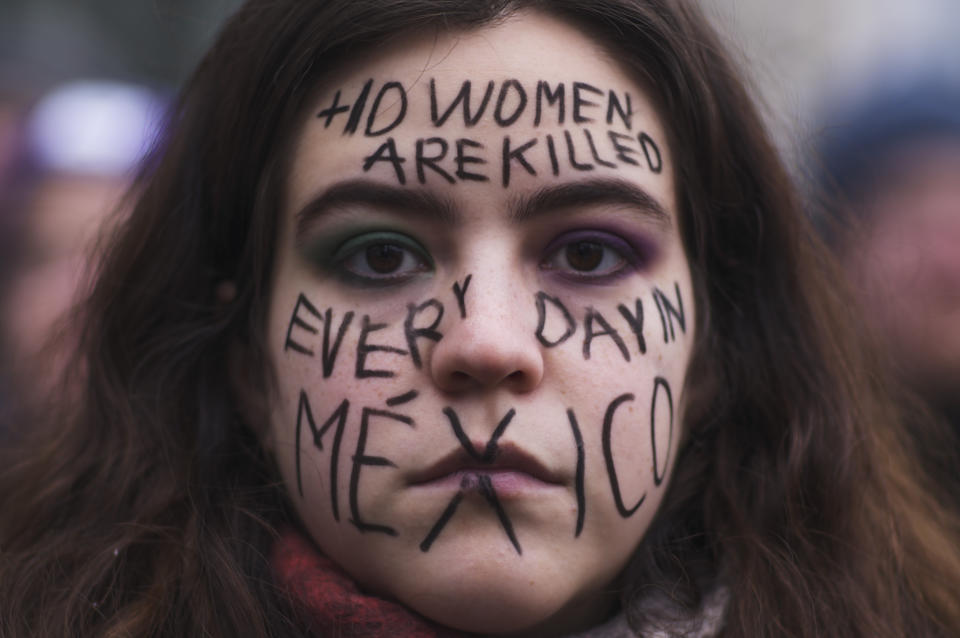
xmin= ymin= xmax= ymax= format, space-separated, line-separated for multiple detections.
xmin=407 ymin=442 xmax=565 ymax=493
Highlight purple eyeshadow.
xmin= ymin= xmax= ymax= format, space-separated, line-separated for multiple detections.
xmin=542 ymin=226 xmax=659 ymax=269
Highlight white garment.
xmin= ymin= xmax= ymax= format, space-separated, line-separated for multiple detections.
xmin=564 ymin=587 xmax=728 ymax=638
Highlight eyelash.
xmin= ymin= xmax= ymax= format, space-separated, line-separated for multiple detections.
xmin=328 ymin=231 xmax=432 ymax=287
xmin=323 ymin=229 xmax=642 ymax=287
xmin=539 ymin=231 xmax=638 ymax=283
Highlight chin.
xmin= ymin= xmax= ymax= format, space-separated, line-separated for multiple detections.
xmin=408 ymin=588 xmax=552 ymax=634
xmin=391 ymin=555 xmax=615 ymax=636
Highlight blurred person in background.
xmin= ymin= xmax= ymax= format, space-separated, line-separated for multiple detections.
xmin=0 ymin=80 xmax=166 ymax=419
xmin=0 ymin=92 xmax=22 ymax=186
xmin=814 ymin=72 xmax=960 ymax=494
xmin=0 ymin=91 xmax=28 ymax=424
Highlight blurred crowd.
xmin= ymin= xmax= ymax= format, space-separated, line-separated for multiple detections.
xmin=0 ymin=80 xmax=167 ymax=417
xmin=0 ymin=1 xmax=958 ymax=454
xmin=813 ymin=73 xmax=960 ymax=434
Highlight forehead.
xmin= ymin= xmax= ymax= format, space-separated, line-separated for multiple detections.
xmin=287 ymin=10 xmax=674 ymax=219
xmin=316 ymin=11 xmax=628 ymax=105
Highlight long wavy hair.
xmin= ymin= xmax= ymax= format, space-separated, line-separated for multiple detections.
xmin=2 ymin=1 xmax=958 ymax=636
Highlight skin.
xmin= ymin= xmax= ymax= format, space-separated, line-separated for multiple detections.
xmin=265 ymin=11 xmax=695 ymax=636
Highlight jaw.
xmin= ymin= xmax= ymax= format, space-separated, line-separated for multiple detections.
xmin=391 ymin=541 xmax=620 ymax=636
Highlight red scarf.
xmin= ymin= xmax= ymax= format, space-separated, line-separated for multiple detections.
xmin=272 ymin=527 xmax=468 ymax=638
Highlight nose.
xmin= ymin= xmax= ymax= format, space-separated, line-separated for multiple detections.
xmin=428 ymin=281 xmax=544 ymax=394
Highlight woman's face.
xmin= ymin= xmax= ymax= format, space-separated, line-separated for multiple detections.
xmin=266 ymin=11 xmax=694 ymax=635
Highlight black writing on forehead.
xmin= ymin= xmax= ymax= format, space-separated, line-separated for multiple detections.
xmin=431 ymin=79 xmax=494 ymax=128
xmin=363 ymin=128 xmax=663 ymax=187
xmin=494 ymin=79 xmax=527 ymax=127
xmin=314 ymin=78 xmax=660 ymax=186
xmin=428 ymin=79 xmax=634 ymax=131
xmin=366 ymin=82 xmax=408 ymax=136
xmin=502 ymin=136 xmax=537 ymax=187
xmin=535 ymin=81 xmax=564 ymax=126
xmin=318 ymin=79 xmax=407 ymax=136
xmin=416 ymin=138 xmax=455 ymax=184
xmin=316 ymin=79 xmax=635 ymax=133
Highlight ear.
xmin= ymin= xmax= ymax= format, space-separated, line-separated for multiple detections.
xmin=216 ymin=280 xmax=238 ymax=304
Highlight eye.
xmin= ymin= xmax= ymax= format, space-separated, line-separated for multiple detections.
xmin=540 ymin=232 xmax=636 ymax=282
xmin=332 ymin=231 xmax=432 ymax=285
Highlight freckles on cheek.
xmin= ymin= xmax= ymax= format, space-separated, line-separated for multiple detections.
xmin=275 ymin=284 xmax=490 ymax=543
xmin=270 ymin=265 xmax=689 ymax=558
xmin=597 ymin=375 xmax=675 ymax=519
xmin=266 ymin=29 xmax=706 ymax=628
xmin=536 ymin=279 xmax=689 ymax=529
xmin=533 ymin=279 xmax=688 ymax=365
xmin=275 ymin=289 xmax=421 ymax=521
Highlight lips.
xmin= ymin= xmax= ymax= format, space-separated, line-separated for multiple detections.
xmin=407 ymin=442 xmax=564 ymax=488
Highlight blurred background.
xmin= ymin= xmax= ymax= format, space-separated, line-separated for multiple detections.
xmin=704 ymin=0 xmax=960 ymax=168
xmin=1 ymin=0 xmax=959 ymax=430
xmin=3 ymin=0 xmax=959 ymax=158
xmin=0 ymin=0 xmax=242 ymax=92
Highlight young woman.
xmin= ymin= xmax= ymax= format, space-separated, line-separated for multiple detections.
xmin=1 ymin=1 xmax=958 ymax=636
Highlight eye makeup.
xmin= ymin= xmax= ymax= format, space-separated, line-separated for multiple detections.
xmin=300 ymin=228 xmax=434 ymax=288
xmin=539 ymin=226 xmax=660 ymax=285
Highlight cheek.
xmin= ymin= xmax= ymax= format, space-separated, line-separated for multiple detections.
xmin=265 ymin=283 xmax=437 ymax=565
xmin=572 ymin=363 xmax=682 ymax=534
xmin=544 ymin=279 xmax=690 ymax=545
xmin=262 ymin=265 xmax=693 ymax=632
xmin=266 ymin=301 xmax=413 ymax=499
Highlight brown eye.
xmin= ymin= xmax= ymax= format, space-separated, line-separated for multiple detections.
xmin=365 ymin=244 xmax=404 ymax=273
xmin=565 ymin=241 xmax=604 ymax=271
xmin=541 ymin=232 xmax=634 ymax=283
xmin=334 ymin=231 xmax=432 ymax=286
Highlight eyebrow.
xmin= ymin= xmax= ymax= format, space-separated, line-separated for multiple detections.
xmin=294 ymin=176 xmax=671 ymax=239
xmin=510 ymin=177 xmax=671 ymax=228
xmin=295 ymin=179 xmax=457 ymax=239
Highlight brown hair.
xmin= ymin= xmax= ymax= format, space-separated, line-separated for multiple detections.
xmin=2 ymin=1 xmax=958 ymax=636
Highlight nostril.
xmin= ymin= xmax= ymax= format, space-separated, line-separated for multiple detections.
xmin=446 ymin=368 xmax=525 ymax=391
xmin=429 ymin=326 xmax=545 ymax=394
xmin=506 ymin=369 xmax=538 ymax=393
